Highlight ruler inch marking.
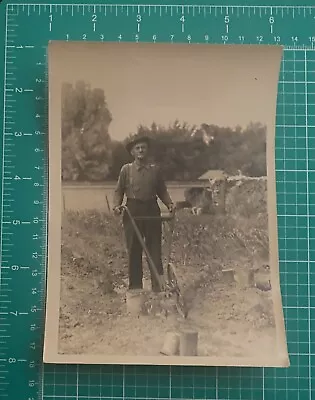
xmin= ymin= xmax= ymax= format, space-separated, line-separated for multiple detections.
xmin=2 ymin=5 xmax=44 ymax=400
xmin=0 ymin=9 xmax=10 ymax=397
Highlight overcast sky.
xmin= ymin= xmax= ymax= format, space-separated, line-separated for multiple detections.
xmin=50 ymin=42 xmax=283 ymax=141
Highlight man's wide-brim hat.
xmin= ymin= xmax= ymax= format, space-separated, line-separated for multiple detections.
xmin=125 ymin=135 xmax=152 ymax=154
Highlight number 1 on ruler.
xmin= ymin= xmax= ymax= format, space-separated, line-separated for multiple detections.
xmin=49 ymin=14 xmax=52 ymax=32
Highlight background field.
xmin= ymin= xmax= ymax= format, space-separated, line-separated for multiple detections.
xmin=62 ymin=183 xmax=199 ymax=212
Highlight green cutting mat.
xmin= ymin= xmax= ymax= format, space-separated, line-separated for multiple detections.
xmin=0 ymin=0 xmax=314 ymax=399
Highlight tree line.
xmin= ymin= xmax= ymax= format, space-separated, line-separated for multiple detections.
xmin=61 ymin=81 xmax=267 ymax=182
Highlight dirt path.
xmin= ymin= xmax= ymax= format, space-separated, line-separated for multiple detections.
xmin=59 ymin=273 xmax=276 ymax=359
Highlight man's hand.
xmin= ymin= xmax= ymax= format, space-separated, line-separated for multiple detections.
xmin=167 ymin=203 xmax=176 ymax=214
xmin=159 ymin=275 xmax=166 ymax=291
xmin=113 ymin=206 xmax=122 ymax=216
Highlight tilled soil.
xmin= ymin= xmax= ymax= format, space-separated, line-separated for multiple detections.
xmin=59 ymin=271 xmax=276 ymax=358
xmin=58 ymin=208 xmax=276 ymax=359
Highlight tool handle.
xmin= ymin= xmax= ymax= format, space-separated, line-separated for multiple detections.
xmin=118 ymin=205 xmax=175 ymax=221
xmin=119 ymin=205 xmax=165 ymax=291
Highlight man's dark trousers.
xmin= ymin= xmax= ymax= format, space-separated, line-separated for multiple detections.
xmin=123 ymin=198 xmax=163 ymax=292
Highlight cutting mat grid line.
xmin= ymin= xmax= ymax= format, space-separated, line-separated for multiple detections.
xmin=0 ymin=2 xmax=315 ymax=400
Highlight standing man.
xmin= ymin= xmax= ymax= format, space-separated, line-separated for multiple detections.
xmin=112 ymin=135 xmax=175 ymax=293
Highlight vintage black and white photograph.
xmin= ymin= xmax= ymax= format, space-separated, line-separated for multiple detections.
xmin=44 ymin=41 xmax=289 ymax=367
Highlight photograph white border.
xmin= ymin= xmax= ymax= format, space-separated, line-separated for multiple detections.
xmin=43 ymin=41 xmax=289 ymax=367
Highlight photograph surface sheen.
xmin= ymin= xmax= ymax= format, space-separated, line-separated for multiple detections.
xmin=44 ymin=42 xmax=289 ymax=367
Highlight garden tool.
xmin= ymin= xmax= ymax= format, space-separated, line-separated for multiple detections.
xmin=119 ymin=205 xmax=188 ymax=319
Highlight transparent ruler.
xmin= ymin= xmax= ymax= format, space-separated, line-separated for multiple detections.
xmin=0 ymin=3 xmax=314 ymax=400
